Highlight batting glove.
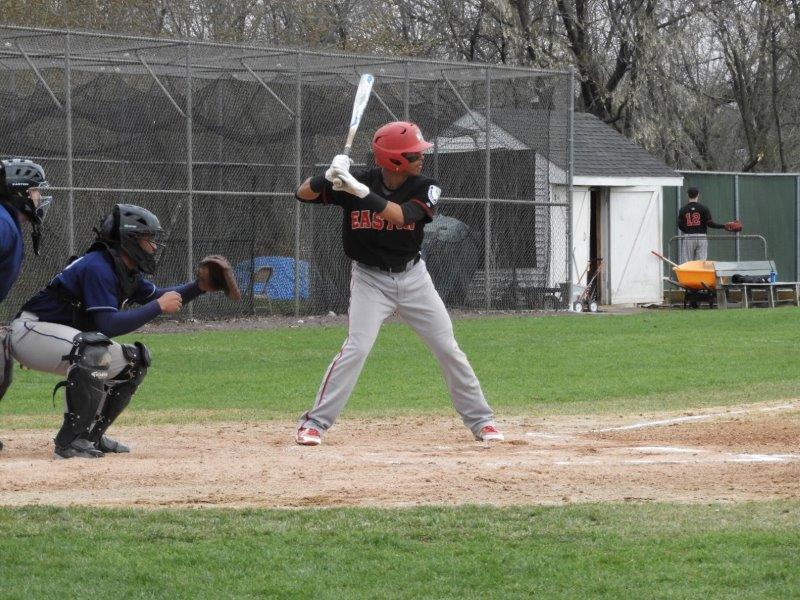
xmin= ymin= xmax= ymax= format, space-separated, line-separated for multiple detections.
xmin=332 ymin=167 xmax=369 ymax=198
xmin=325 ymin=154 xmax=352 ymax=182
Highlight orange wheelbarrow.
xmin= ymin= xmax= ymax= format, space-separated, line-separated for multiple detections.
xmin=651 ymin=251 xmax=717 ymax=309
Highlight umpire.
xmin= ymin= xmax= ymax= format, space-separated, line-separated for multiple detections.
xmin=0 ymin=158 xmax=52 ymax=302
xmin=0 ymin=158 xmax=53 ymax=452
xmin=4 ymin=204 xmax=239 ymax=459
xmin=677 ymin=187 xmax=742 ymax=261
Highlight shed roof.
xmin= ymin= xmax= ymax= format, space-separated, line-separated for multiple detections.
xmin=492 ymin=110 xmax=680 ymax=179
xmin=570 ymin=112 xmax=679 ymax=178
xmin=436 ymin=108 xmax=680 ymax=181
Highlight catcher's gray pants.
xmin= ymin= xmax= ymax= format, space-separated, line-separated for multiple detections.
xmin=680 ymin=234 xmax=708 ymax=262
xmin=298 ymin=259 xmax=496 ymax=437
xmin=9 ymin=312 xmax=129 ymax=379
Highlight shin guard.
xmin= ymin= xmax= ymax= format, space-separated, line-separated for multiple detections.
xmin=85 ymin=342 xmax=149 ymax=445
xmin=53 ymin=332 xmax=111 ymax=448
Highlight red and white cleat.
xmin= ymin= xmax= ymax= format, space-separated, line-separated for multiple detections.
xmin=295 ymin=427 xmax=322 ymax=446
xmin=476 ymin=425 xmax=505 ymax=442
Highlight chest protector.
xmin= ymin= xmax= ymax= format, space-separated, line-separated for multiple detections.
xmin=43 ymin=244 xmax=140 ymax=331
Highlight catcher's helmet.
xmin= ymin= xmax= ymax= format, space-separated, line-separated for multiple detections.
xmin=1 ymin=158 xmax=54 ymax=255
xmin=96 ymin=204 xmax=164 ymax=274
xmin=372 ymin=121 xmax=433 ymax=173
xmin=0 ymin=158 xmax=53 ymax=225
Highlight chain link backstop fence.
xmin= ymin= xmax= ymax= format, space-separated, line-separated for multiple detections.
xmin=0 ymin=26 xmax=574 ymax=320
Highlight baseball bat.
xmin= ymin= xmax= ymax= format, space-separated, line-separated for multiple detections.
xmin=332 ymin=73 xmax=374 ymax=188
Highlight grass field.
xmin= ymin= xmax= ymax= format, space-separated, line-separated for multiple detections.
xmin=1 ymin=503 xmax=798 ymax=599
xmin=2 ymin=308 xmax=799 ymax=598
xmin=5 ymin=307 xmax=800 ymax=426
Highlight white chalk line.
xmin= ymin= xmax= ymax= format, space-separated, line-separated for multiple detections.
xmin=524 ymin=432 xmax=571 ymax=440
xmin=627 ymin=446 xmax=701 ymax=454
xmin=729 ymin=454 xmax=798 ymax=463
xmin=591 ymin=402 xmax=800 ymax=433
xmin=359 ymin=445 xmax=800 ymax=469
xmin=554 ymin=453 xmax=800 ymax=466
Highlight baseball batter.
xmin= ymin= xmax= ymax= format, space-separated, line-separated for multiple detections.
xmin=294 ymin=121 xmax=503 ymax=446
xmin=4 ymin=204 xmax=240 ymax=459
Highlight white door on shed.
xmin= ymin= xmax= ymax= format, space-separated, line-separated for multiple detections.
xmin=608 ymin=187 xmax=662 ymax=304
xmin=571 ymin=187 xmax=591 ymax=285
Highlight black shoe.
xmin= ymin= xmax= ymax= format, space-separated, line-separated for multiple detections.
xmin=54 ymin=438 xmax=104 ymax=459
xmin=96 ymin=435 xmax=130 ymax=453
xmin=0 ymin=439 xmax=4 ymax=451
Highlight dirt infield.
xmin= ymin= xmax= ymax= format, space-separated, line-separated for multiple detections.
xmin=1 ymin=401 xmax=798 ymax=508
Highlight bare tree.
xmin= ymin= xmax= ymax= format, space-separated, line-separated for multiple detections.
xmin=1 ymin=0 xmax=799 ymax=171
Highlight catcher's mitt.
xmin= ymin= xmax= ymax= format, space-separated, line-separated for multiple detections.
xmin=724 ymin=220 xmax=743 ymax=232
xmin=196 ymin=255 xmax=242 ymax=302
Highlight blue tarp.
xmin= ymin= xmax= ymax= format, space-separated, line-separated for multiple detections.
xmin=234 ymin=256 xmax=310 ymax=300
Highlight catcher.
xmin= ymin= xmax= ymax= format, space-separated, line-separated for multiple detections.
xmin=4 ymin=203 xmax=240 ymax=459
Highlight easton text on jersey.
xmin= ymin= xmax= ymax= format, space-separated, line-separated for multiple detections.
xmin=350 ymin=209 xmax=416 ymax=231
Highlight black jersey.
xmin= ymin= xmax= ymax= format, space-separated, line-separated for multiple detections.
xmin=677 ymin=201 xmax=724 ymax=234
xmin=313 ymin=168 xmax=441 ymax=269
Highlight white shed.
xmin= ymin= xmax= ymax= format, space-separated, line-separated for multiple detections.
xmin=435 ymin=110 xmax=683 ymax=307
xmin=555 ymin=113 xmax=683 ymax=305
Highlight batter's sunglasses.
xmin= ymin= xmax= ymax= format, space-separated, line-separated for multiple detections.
xmin=402 ymin=152 xmax=424 ymax=163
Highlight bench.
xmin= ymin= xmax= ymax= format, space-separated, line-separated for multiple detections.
xmin=713 ymin=261 xmax=800 ymax=309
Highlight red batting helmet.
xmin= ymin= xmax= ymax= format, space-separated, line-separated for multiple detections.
xmin=372 ymin=121 xmax=433 ymax=173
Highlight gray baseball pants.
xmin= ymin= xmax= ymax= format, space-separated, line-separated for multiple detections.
xmin=680 ymin=234 xmax=708 ymax=262
xmin=298 ymin=259 xmax=496 ymax=437
xmin=9 ymin=312 xmax=130 ymax=379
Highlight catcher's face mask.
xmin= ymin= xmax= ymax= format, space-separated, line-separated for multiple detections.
xmin=133 ymin=232 xmax=166 ymax=272
xmin=113 ymin=204 xmax=164 ymax=274
xmin=28 ymin=185 xmax=54 ymax=225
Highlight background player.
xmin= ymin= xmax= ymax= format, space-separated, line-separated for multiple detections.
xmin=6 ymin=203 xmax=239 ymax=459
xmin=677 ymin=187 xmax=742 ymax=261
xmin=0 ymin=158 xmax=53 ymax=451
xmin=294 ymin=121 xmax=503 ymax=446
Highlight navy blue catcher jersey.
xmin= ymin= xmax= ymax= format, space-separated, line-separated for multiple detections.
xmin=0 ymin=203 xmax=24 ymax=304
xmin=316 ymin=168 xmax=441 ymax=269
xmin=21 ymin=250 xmax=158 ymax=324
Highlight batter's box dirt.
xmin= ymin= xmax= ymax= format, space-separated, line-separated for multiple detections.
xmin=587 ymin=411 xmax=800 ymax=452
xmin=0 ymin=401 xmax=798 ymax=508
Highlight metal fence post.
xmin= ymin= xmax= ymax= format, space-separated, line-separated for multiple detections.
xmin=186 ymin=41 xmax=194 ymax=318
xmin=796 ymin=175 xmax=800 ymax=281
xmin=675 ymin=184 xmax=682 ymax=262
xmin=483 ymin=68 xmax=492 ymax=309
xmin=433 ymin=80 xmax=439 ymax=181
xmin=294 ymin=54 xmax=303 ymax=317
xmin=734 ymin=174 xmax=740 ymax=261
xmin=404 ymin=61 xmax=410 ymax=121
xmin=65 ymin=30 xmax=74 ymax=255
xmin=566 ymin=68 xmax=575 ymax=304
